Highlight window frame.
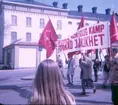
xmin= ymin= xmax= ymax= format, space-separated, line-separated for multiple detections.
xmin=26 ymin=17 xmax=32 ymax=27
xmin=11 ymin=15 xmax=17 ymax=26
xmin=57 ymin=20 xmax=62 ymax=30
xmin=26 ymin=32 xmax=31 ymax=42
xmin=40 ymin=18 xmax=45 ymax=28
xmin=11 ymin=31 xmax=17 ymax=42
xmin=68 ymin=21 xmax=72 ymax=25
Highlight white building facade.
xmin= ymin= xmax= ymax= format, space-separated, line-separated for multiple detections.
xmin=0 ymin=0 xmax=117 ymax=69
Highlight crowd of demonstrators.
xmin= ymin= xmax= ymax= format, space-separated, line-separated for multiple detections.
xmin=65 ymin=55 xmax=76 ymax=86
xmin=28 ymin=48 xmax=118 ymax=105
xmin=79 ymin=51 xmax=96 ymax=95
xmin=29 ymin=59 xmax=76 ymax=105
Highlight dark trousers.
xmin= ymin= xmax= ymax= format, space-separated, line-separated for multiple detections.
xmin=67 ymin=74 xmax=73 ymax=84
xmin=81 ymin=79 xmax=96 ymax=93
xmin=94 ymin=70 xmax=98 ymax=81
xmin=111 ymin=84 xmax=118 ymax=105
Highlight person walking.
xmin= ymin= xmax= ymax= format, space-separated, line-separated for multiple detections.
xmin=79 ymin=51 xmax=96 ymax=95
xmin=66 ymin=54 xmax=76 ymax=85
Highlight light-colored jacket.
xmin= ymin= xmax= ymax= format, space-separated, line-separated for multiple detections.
xmin=67 ymin=58 xmax=76 ymax=75
xmin=80 ymin=56 xmax=92 ymax=79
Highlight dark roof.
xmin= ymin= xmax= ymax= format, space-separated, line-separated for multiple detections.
xmin=3 ymin=0 xmax=118 ymax=21
xmin=3 ymin=41 xmax=38 ymax=49
xmin=4 ymin=0 xmax=53 ymax=8
xmin=68 ymin=10 xmax=118 ymax=21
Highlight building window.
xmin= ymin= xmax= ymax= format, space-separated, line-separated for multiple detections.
xmin=12 ymin=6 xmax=16 ymax=10
xmin=77 ymin=22 xmax=80 ymax=25
xmin=57 ymin=34 xmax=62 ymax=39
xmin=85 ymin=23 xmax=89 ymax=26
xmin=11 ymin=15 xmax=17 ymax=26
xmin=11 ymin=31 xmax=17 ymax=42
xmin=40 ymin=18 xmax=45 ymax=28
xmin=68 ymin=21 xmax=72 ymax=25
xmin=57 ymin=20 xmax=62 ymax=30
xmin=40 ymin=9 xmax=44 ymax=14
xmin=26 ymin=32 xmax=31 ymax=42
xmin=27 ymin=8 xmax=31 ymax=12
xmin=58 ymin=12 xmax=61 ymax=15
xmin=26 ymin=17 xmax=32 ymax=27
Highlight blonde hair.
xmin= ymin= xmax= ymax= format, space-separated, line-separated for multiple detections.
xmin=30 ymin=59 xmax=75 ymax=105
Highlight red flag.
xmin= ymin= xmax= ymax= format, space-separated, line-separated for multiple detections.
xmin=77 ymin=15 xmax=84 ymax=30
xmin=38 ymin=19 xmax=57 ymax=58
xmin=110 ymin=12 xmax=118 ymax=44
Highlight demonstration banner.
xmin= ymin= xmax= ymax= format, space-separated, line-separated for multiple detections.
xmin=57 ymin=22 xmax=110 ymax=54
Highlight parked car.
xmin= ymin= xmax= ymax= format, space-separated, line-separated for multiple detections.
xmin=0 ymin=64 xmax=13 ymax=70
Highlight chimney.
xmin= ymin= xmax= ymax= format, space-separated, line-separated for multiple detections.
xmin=62 ymin=3 xmax=68 ymax=9
xmin=105 ymin=8 xmax=111 ymax=15
xmin=115 ymin=13 xmax=118 ymax=16
xmin=77 ymin=5 xmax=83 ymax=12
xmin=52 ymin=1 xmax=58 ymax=7
xmin=92 ymin=7 xmax=97 ymax=13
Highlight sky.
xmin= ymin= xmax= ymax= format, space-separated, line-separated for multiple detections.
xmin=37 ymin=0 xmax=118 ymax=14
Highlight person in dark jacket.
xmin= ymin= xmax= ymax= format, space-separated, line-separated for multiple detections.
xmin=93 ymin=59 xmax=99 ymax=82
xmin=102 ymin=55 xmax=110 ymax=88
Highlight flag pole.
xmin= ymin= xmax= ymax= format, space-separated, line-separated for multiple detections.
xmin=101 ymin=49 xmax=105 ymax=57
xmin=109 ymin=11 xmax=115 ymax=58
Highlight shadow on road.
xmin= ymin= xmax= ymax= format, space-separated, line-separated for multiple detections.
xmin=76 ymin=99 xmax=113 ymax=105
xmin=0 ymin=85 xmax=32 ymax=99
xmin=65 ymin=83 xmax=111 ymax=91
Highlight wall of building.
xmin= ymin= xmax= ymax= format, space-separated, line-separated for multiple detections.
xmin=0 ymin=2 xmax=5 ymax=63
xmin=1 ymin=1 xmax=117 ymax=68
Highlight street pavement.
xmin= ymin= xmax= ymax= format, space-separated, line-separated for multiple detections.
xmin=0 ymin=67 xmax=113 ymax=105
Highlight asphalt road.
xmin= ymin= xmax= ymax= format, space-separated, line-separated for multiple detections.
xmin=0 ymin=68 xmax=113 ymax=105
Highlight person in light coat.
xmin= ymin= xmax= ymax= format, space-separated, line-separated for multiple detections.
xmin=66 ymin=55 xmax=76 ymax=85
xmin=79 ymin=51 xmax=96 ymax=95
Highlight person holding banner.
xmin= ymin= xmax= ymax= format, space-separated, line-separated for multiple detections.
xmin=79 ymin=51 xmax=96 ymax=95
xmin=66 ymin=55 xmax=76 ymax=85
xmin=109 ymin=48 xmax=118 ymax=105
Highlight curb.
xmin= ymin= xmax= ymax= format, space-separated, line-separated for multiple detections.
xmin=21 ymin=76 xmax=34 ymax=80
